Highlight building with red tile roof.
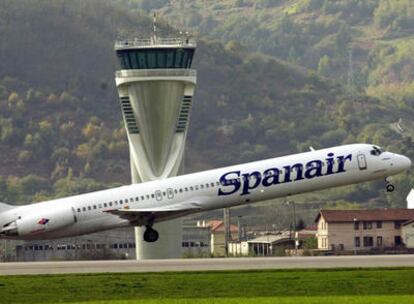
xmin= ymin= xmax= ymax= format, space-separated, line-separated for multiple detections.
xmin=206 ymin=220 xmax=239 ymax=233
xmin=316 ymin=209 xmax=414 ymax=223
xmin=315 ymin=209 xmax=414 ymax=252
xmin=197 ymin=220 xmax=238 ymax=256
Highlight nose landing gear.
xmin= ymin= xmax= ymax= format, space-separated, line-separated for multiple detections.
xmin=385 ymin=179 xmax=395 ymax=192
xmin=143 ymin=225 xmax=159 ymax=242
xmin=386 ymin=184 xmax=395 ymax=192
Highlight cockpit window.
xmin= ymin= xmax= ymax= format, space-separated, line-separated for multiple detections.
xmin=370 ymin=146 xmax=382 ymax=156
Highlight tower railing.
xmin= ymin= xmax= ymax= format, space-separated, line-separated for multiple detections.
xmin=116 ymin=69 xmax=196 ymax=78
xmin=115 ymin=37 xmax=196 ymax=49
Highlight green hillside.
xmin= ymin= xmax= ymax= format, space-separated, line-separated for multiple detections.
xmin=133 ymin=0 xmax=414 ymax=109
xmin=0 ymin=0 xmax=412 ymax=215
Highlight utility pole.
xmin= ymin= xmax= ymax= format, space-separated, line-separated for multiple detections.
xmin=237 ymin=215 xmax=243 ymax=241
xmin=1 ymin=239 xmax=5 ymax=262
xmin=286 ymin=201 xmax=298 ymax=251
xmin=353 ymin=218 xmax=357 ymax=255
xmin=223 ymin=208 xmax=230 ymax=256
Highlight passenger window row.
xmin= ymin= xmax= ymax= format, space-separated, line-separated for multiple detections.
xmin=21 ymin=242 xmax=136 ymax=251
xmin=174 ymin=181 xmax=220 ymax=195
xmin=76 ymin=181 xmax=221 ymax=213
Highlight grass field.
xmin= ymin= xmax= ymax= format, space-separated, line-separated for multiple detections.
xmin=1 ymin=268 xmax=413 ymax=303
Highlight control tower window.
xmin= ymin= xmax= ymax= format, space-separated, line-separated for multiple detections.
xmin=166 ymin=51 xmax=174 ymax=68
xmin=187 ymin=53 xmax=193 ymax=68
xmin=117 ymin=48 xmax=195 ymax=69
xmin=124 ymin=54 xmax=132 ymax=69
xmin=118 ymin=54 xmax=128 ymax=69
xmin=130 ymin=52 xmax=138 ymax=68
xmin=148 ymin=51 xmax=156 ymax=68
xmin=138 ymin=52 xmax=146 ymax=68
xmin=157 ymin=51 xmax=166 ymax=67
xmin=182 ymin=51 xmax=189 ymax=68
xmin=175 ymin=50 xmax=184 ymax=68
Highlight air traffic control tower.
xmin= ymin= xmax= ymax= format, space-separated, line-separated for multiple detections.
xmin=114 ymin=35 xmax=197 ymax=259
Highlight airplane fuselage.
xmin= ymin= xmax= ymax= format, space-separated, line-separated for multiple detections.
xmin=0 ymin=144 xmax=410 ymax=240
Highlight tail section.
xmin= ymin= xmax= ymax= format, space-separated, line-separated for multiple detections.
xmin=0 ymin=202 xmax=14 ymax=213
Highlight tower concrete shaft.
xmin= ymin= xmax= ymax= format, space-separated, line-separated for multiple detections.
xmin=115 ymin=37 xmax=197 ymax=259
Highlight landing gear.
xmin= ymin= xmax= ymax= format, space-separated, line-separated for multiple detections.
xmin=386 ymin=183 xmax=395 ymax=192
xmin=143 ymin=226 xmax=159 ymax=242
xmin=385 ymin=178 xmax=395 ymax=192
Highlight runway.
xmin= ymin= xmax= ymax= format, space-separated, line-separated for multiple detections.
xmin=1 ymin=255 xmax=414 ymax=275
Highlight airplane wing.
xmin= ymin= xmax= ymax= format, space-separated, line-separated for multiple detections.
xmin=104 ymin=200 xmax=203 ymax=224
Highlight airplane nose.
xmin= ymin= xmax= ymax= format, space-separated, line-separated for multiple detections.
xmin=396 ymin=154 xmax=411 ymax=170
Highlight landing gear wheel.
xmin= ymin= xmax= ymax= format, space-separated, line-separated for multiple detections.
xmin=386 ymin=184 xmax=395 ymax=192
xmin=143 ymin=226 xmax=159 ymax=242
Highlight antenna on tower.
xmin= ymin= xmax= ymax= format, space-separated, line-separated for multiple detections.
xmin=153 ymin=12 xmax=157 ymax=42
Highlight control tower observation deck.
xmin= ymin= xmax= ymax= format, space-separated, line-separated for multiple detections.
xmin=114 ymin=36 xmax=197 ymax=259
xmin=115 ymin=37 xmax=197 ymax=182
xmin=116 ymin=37 xmax=196 ymax=70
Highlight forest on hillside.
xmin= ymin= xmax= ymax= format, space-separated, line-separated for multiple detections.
xmin=0 ymin=0 xmax=412 ymax=222
xmin=127 ymin=0 xmax=414 ymax=108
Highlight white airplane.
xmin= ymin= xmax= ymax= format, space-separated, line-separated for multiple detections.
xmin=0 ymin=144 xmax=410 ymax=242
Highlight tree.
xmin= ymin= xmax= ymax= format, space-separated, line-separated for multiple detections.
xmin=0 ymin=118 xmax=14 ymax=144
xmin=18 ymin=150 xmax=32 ymax=162
xmin=82 ymin=121 xmax=101 ymax=139
xmin=235 ymin=0 xmax=245 ymax=7
xmin=296 ymin=218 xmax=306 ymax=231
xmin=335 ymin=24 xmax=351 ymax=49
xmin=47 ymin=93 xmax=58 ymax=104
xmin=75 ymin=143 xmax=91 ymax=160
xmin=0 ymin=177 xmax=8 ymax=201
xmin=7 ymin=92 xmax=19 ymax=104
xmin=302 ymin=237 xmax=317 ymax=249
xmin=288 ymin=47 xmax=298 ymax=64
xmin=317 ymin=55 xmax=331 ymax=77
xmin=304 ymin=0 xmax=324 ymax=11
xmin=225 ymin=40 xmax=242 ymax=53
xmin=38 ymin=120 xmax=53 ymax=137
xmin=18 ymin=175 xmax=50 ymax=196
xmin=137 ymin=0 xmax=169 ymax=11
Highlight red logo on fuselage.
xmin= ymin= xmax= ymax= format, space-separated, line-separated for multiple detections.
xmin=38 ymin=218 xmax=49 ymax=225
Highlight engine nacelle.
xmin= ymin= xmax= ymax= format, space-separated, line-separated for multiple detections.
xmin=3 ymin=207 xmax=76 ymax=237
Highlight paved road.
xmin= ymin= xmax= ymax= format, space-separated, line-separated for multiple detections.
xmin=1 ymin=255 xmax=414 ymax=275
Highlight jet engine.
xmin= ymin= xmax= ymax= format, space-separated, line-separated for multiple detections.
xmin=1 ymin=207 xmax=76 ymax=238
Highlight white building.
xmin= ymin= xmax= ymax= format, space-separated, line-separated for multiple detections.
xmin=182 ymin=224 xmax=211 ymax=257
xmin=12 ymin=222 xmax=212 ymax=261
xmin=316 ymin=209 xmax=414 ymax=252
xmin=15 ymin=228 xmax=136 ymax=261
xmin=407 ymin=189 xmax=414 ymax=209
xmin=402 ymin=219 xmax=414 ymax=248
xmin=229 ymin=232 xmax=294 ymax=257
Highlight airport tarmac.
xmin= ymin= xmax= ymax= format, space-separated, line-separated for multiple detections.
xmin=1 ymin=255 xmax=414 ymax=275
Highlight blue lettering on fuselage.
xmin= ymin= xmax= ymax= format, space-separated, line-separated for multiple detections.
xmin=217 ymin=153 xmax=352 ymax=196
